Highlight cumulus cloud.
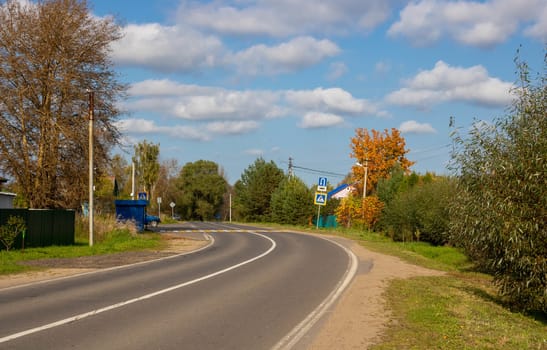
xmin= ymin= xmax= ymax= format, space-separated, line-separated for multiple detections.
xmin=286 ymin=87 xmax=381 ymax=115
xmin=122 ymin=79 xmax=385 ymax=140
xmin=206 ymin=121 xmax=260 ymax=135
xmin=385 ymin=61 xmax=514 ymax=108
xmin=115 ymin=119 xmax=209 ymax=141
xmin=176 ymin=0 xmax=395 ymax=37
xmin=399 ymin=120 xmax=436 ymax=134
xmin=299 ymin=112 xmax=344 ymax=128
xmin=227 ymin=36 xmax=340 ymax=76
xmin=388 ymin=0 xmax=547 ymax=47
xmin=113 ymin=25 xmax=340 ymax=75
xmin=111 ymin=23 xmax=224 ymax=72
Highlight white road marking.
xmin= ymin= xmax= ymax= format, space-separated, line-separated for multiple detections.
xmin=271 ymin=235 xmax=359 ymax=350
xmin=0 ymin=233 xmax=215 ymax=292
xmin=0 ymin=232 xmax=276 ymax=344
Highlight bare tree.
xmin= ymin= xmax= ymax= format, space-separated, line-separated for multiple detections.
xmin=0 ymin=0 xmax=125 ymax=208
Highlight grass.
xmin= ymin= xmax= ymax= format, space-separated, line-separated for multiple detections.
xmin=372 ymin=275 xmax=547 ymax=349
xmin=264 ymin=223 xmax=547 ymax=349
xmin=0 ymin=217 xmax=162 ymax=275
xmin=313 ymin=226 xmax=547 ymax=349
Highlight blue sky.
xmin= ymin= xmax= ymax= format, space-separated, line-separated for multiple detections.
xmin=91 ymin=0 xmax=546 ymax=185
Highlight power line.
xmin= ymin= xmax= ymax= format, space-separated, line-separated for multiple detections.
xmin=281 ymin=159 xmax=347 ymax=178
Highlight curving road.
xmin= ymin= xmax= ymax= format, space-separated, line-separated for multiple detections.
xmin=0 ymin=222 xmax=356 ymax=350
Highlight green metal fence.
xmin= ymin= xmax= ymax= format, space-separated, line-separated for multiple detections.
xmin=0 ymin=209 xmax=75 ymax=248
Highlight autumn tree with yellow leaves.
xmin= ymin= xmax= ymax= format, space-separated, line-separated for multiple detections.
xmin=350 ymin=128 xmax=414 ymax=197
xmin=338 ymin=128 xmax=414 ymax=229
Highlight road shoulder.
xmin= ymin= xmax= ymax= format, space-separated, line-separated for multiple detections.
xmin=307 ymin=240 xmax=445 ymax=349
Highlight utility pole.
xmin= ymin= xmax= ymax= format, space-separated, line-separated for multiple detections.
xmin=288 ymin=157 xmax=294 ymax=179
xmin=362 ymin=159 xmax=368 ymax=200
xmin=88 ymin=90 xmax=94 ymax=247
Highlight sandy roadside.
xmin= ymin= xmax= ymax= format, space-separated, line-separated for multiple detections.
xmin=308 ymin=239 xmax=445 ymax=349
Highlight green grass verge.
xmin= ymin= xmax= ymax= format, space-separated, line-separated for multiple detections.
xmin=372 ymin=275 xmax=547 ymax=349
xmin=0 ymin=229 xmax=162 ymax=275
xmin=254 ymin=222 xmax=547 ymax=348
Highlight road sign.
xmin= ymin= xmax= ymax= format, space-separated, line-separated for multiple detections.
xmin=317 ymin=185 xmax=327 ymax=192
xmin=157 ymin=197 xmax=162 ymax=204
xmin=318 ymin=177 xmax=328 ymax=187
xmin=169 ymin=202 xmax=176 ymax=208
xmin=138 ymin=192 xmax=147 ymax=200
xmin=314 ymin=192 xmax=327 ymax=206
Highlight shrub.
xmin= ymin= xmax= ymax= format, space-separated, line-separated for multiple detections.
xmin=449 ymin=52 xmax=546 ymax=312
xmin=0 ymin=216 xmax=26 ymax=250
xmin=380 ymin=177 xmax=455 ymax=245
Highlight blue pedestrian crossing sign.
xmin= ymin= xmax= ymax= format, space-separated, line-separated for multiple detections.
xmin=314 ymin=192 xmax=327 ymax=206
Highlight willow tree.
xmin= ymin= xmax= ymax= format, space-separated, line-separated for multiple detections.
xmin=0 ymin=0 xmax=125 ymax=208
xmin=449 ymin=52 xmax=546 ymax=312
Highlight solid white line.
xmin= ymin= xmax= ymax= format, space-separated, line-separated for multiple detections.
xmin=271 ymin=235 xmax=359 ymax=350
xmin=0 ymin=233 xmax=215 ymax=292
xmin=0 ymin=232 xmax=276 ymax=344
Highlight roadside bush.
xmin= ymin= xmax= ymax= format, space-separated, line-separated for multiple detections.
xmin=380 ymin=177 xmax=455 ymax=245
xmin=449 ymin=53 xmax=546 ymax=312
xmin=0 ymin=216 xmax=26 ymax=251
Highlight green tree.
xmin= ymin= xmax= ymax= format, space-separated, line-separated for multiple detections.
xmin=380 ymin=176 xmax=455 ymax=245
xmin=271 ymin=177 xmax=314 ymax=225
xmin=449 ymin=52 xmax=546 ymax=312
xmin=0 ymin=0 xmax=125 ymax=208
xmin=176 ymin=160 xmax=227 ymax=220
xmin=132 ymin=141 xmax=160 ymax=200
xmin=234 ymin=158 xmax=285 ymax=222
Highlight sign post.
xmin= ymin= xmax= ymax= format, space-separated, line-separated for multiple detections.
xmin=314 ymin=177 xmax=328 ymax=229
xmin=157 ymin=197 xmax=162 ymax=218
xmin=170 ymin=202 xmax=176 ymax=219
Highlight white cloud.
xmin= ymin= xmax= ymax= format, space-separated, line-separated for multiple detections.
xmin=176 ymin=0 xmax=395 ymax=37
xmin=388 ymin=0 xmax=547 ymax=47
xmin=114 ymin=25 xmax=339 ymax=75
xmin=399 ymin=120 xmax=436 ymax=134
xmin=286 ymin=87 xmax=380 ymax=115
xmin=115 ymin=118 xmax=209 ymax=141
xmin=172 ymin=91 xmax=283 ymax=121
xmin=524 ymin=5 xmax=547 ymax=39
xmin=123 ymin=80 xmax=387 ymax=139
xmin=206 ymin=121 xmax=260 ymax=135
xmin=126 ymin=80 xmax=283 ymax=121
xmin=227 ymin=37 xmax=340 ymax=76
xmin=386 ymin=61 xmax=514 ymax=108
xmin=111 ymin=23 xmax=224 ymax=72
xmin=299 ymin=112 xmax=344 ymax=128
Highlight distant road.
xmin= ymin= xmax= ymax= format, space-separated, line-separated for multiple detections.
xmin=0 ymin=222 xmax=355 ymax=350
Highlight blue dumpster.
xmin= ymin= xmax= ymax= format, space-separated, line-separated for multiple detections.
xmin=115 ymin=200 xmax=148 ymax=232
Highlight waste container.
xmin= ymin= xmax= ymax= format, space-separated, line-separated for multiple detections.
xmin=115 ymin=200 xmax=148 ymax=232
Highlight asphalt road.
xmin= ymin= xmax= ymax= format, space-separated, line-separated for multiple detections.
xmin=0 ymin=222 xmax=355 ymax=350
